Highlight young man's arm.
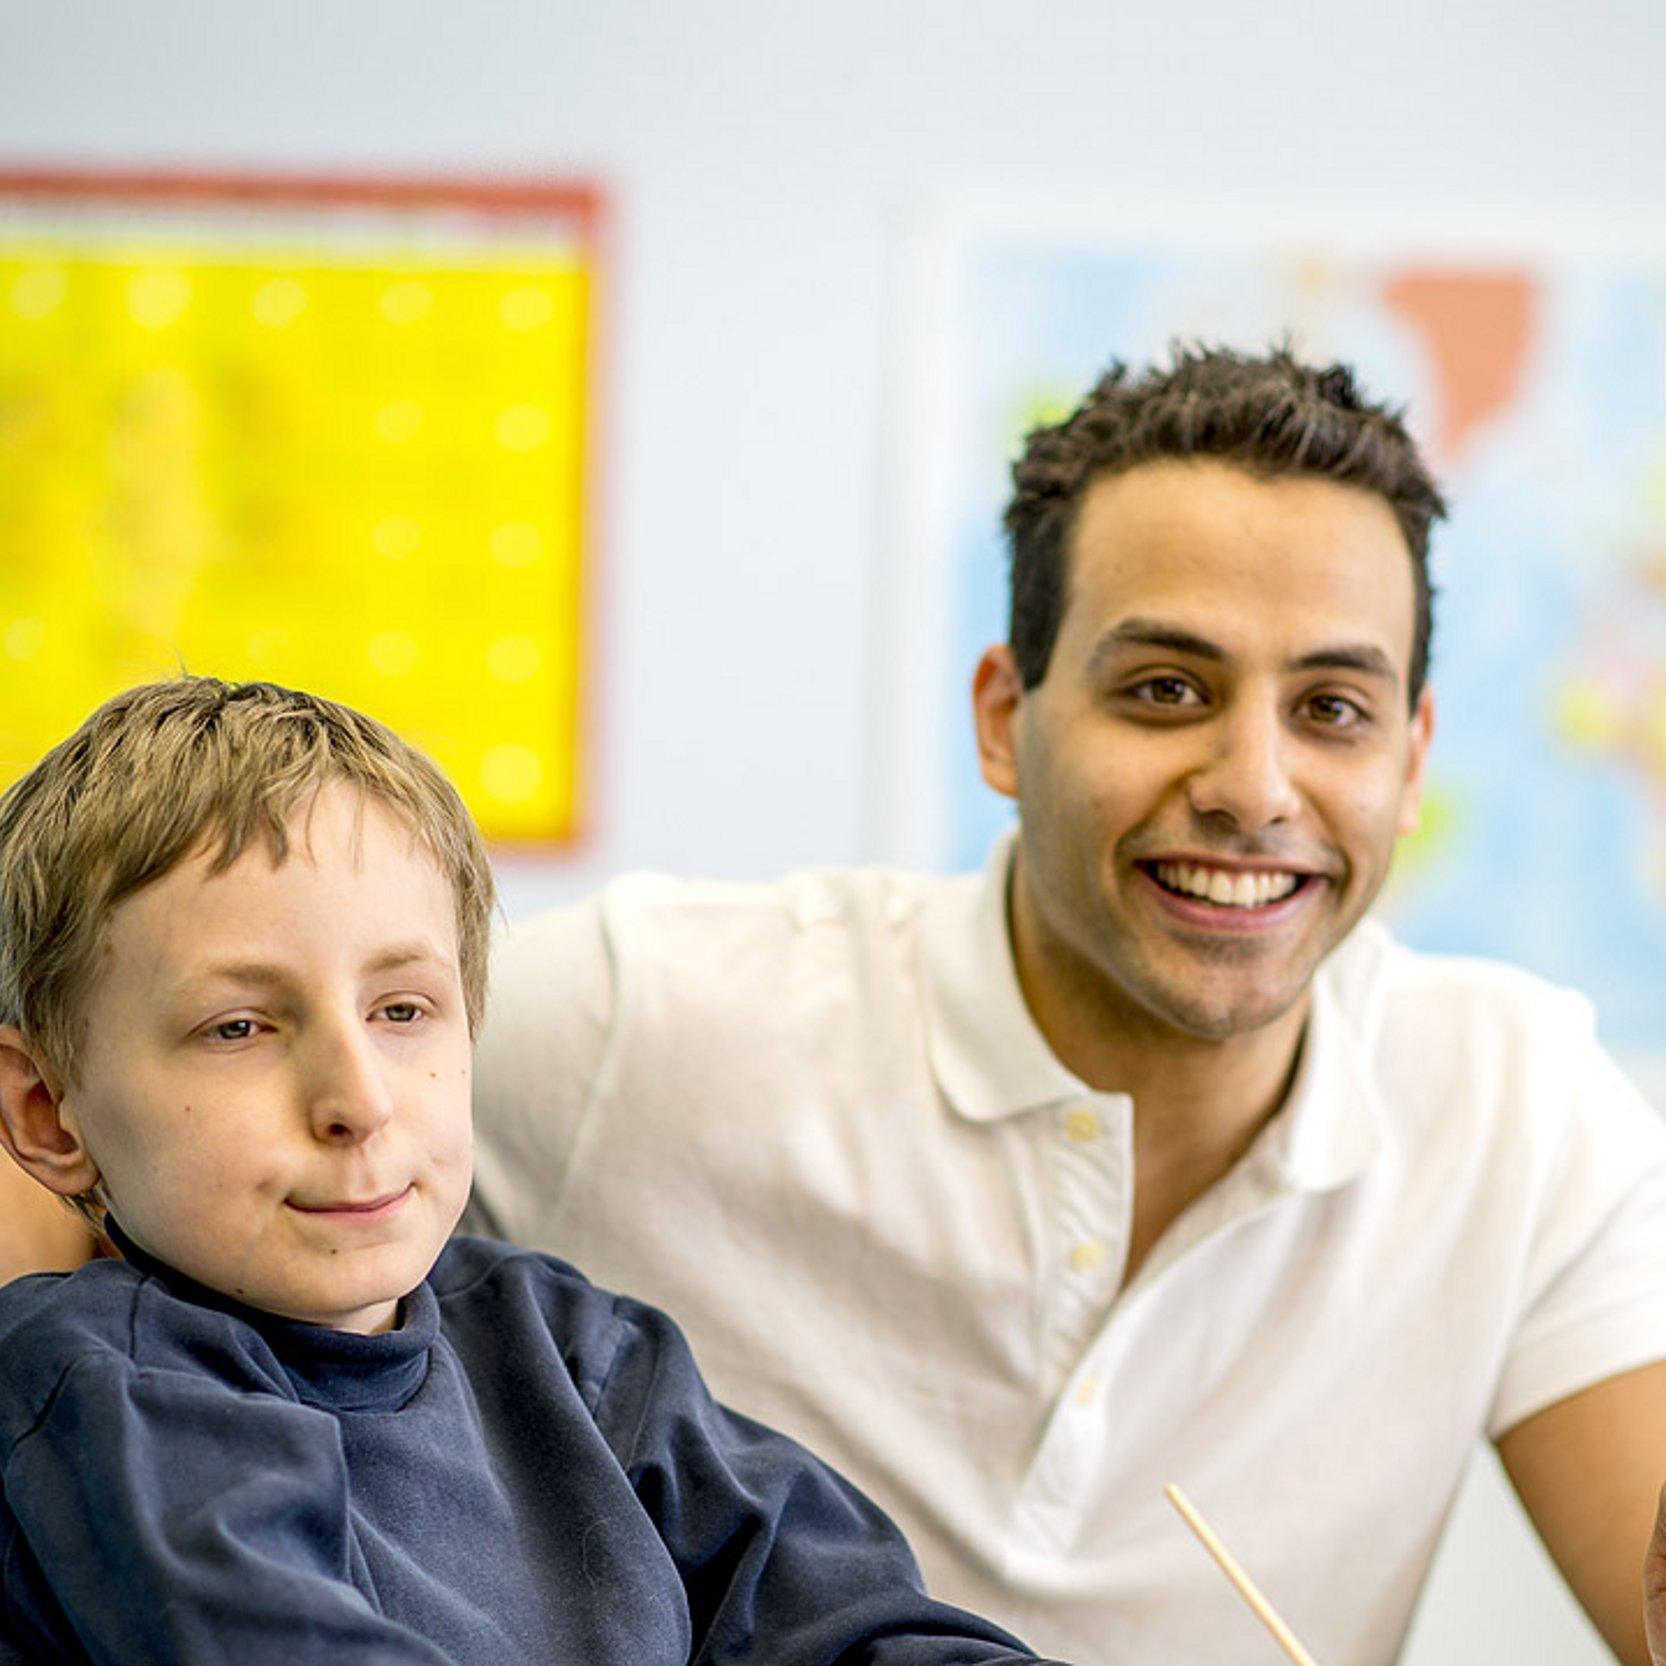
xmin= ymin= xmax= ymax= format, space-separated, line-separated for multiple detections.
xmin=1498 ymin=1360 xmax=1666 ymax=1666
xmin=0 ymin=1158 xmax=95 ymax=1280
xmin=1645 ymin=1481 xmax=1666 ymax=1663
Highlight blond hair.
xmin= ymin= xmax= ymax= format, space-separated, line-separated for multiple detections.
xmin=0 ymin=677 xmax=496 ymax=1086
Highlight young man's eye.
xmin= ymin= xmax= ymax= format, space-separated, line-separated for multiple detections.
xmin=1127 ymin=675 xmax=1203 ymax=708
xmin=1307 ymin=692 xmax=1367 ymax=728
xmin=379 ymin=1001 xmax=423 ymax=1025
xmin=209 ymin=1018 xmax=256 ymax=1042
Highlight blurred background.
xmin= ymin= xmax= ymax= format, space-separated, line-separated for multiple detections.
xmin=4 ymin=3 xmax=1665 ymax=1659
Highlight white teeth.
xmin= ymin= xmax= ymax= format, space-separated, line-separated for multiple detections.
xmin=1152 ymin=862 xmax=1301 ymax=909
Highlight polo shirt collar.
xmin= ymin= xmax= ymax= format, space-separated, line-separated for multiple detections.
xmin=920 ymin=831 xmax=1086 ymax=1119
xmin=919 ymin=832 xmax=1389 ymax=1192
xmin=1256 ymin=940 xmax=1389 ymax=1192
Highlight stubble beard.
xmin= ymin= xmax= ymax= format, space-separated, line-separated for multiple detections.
xmin=1026 ymin=846 xmax=1347 ymax=1050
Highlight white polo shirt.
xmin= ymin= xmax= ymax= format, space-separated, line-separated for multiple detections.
xmin=469 ymin=838 xmax=1666 ymax=1666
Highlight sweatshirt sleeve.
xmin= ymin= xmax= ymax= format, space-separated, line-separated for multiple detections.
xmin=3 ymin=1353 xmax=452 ymax=1665
xmin=588 ymin=1294 xmax=1062 ymax=1666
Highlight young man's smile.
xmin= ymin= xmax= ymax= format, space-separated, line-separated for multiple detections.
xmin=1135 ymin=857 xmax=1321 ymax=931
xmin=976 ymin=457 xmax=1433 ymax=1053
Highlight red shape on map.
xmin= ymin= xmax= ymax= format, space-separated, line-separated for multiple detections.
xmin=1380 ymin=270 xmax=1537 ymax=468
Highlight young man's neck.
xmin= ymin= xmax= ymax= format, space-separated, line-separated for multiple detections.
xmin=1015 ymin=937 xmax=1308 ymax=1141
xmin=1006 ymin=871 xmax=1312 ymax=1282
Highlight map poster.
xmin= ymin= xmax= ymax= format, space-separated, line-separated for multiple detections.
xmin=888 ymin=211 xmax=1666 ymax=1090
xmin=0 ymin=169 xmax=601 ymax=847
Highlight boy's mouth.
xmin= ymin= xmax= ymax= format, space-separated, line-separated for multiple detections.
xmin=288 ymin=1184 xmax=413 ymax=1220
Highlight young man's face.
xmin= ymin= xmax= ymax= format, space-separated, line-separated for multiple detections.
xmin=976 ymin=458 xmax=1433 ymax=1048
xmin=57 ymin=784 xmax=473 ymax=1333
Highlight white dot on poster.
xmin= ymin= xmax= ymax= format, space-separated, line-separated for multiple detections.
xmin=373 ymin=517 xmax=423 ymax=560
xmin=499 ymin=286 xmax=556 ymax=332
xmin=375 ymin=401 xmax=424 ymax=444
xmin=380 ymin=280 xmax=433 ymax=325
xmin=367 ymin=631 xmax=420 ymax=677
xmin=486 ymin=635 xmax=541 ymax=684
xmin=481 ymin=743 xmax=543 ymax=805
xmin=131 ymin=365 xmax=197 ymax=424
xmin=10 ymin=267 xmax=67 ymax=320
xmin=489 ymin=523 xmax=543 ymax=568
xmin=3 ymin=618 xmax=46 ymax=661
xmin=252 ymin=277 xmax=308 ymax=329
xmin=495 ymin=404 xmax=551 ymax=451
xmin=127 ymin=269 xmax=192 ymax=330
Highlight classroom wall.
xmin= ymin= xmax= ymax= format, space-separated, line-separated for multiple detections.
xmin=5 ymin=4 xmax=1663 ymax=1660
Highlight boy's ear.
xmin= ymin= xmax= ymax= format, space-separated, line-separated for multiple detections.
xmin=0 ymin=1027 xmax=100 ymax=1196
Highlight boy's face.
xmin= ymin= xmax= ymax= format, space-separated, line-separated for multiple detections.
xmin=59 ymin=784 xmax=473 ymax=1333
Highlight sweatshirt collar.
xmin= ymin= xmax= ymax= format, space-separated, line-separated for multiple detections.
xmin=106 ymin=1217 xmax=437 ymax=1412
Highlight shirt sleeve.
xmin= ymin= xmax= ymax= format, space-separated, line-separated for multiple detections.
xmin=587 ymin=1293 xmax=1060 ymax=1666
xmin=3 ymin=1353 xmax=453 ymax=1665
xmin=1489 ymin=1034 xmax=1666 ymax=1438
xmin=463 ymin=896 xmax=616 ymax=1243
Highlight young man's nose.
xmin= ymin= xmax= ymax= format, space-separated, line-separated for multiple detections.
xmin=1184 ymin=703 xmax=1302 ymax=832
xmin=303 ymin=1023 xmax=396 ymax=1144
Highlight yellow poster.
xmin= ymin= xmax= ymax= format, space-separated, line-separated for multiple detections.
xmin=0 ymin=173 xmax=599 ymax=844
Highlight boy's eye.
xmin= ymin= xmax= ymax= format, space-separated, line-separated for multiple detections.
xmin=209 ymin=1018 xmax=256 ymax=1042
xmin=380 ymin=1001 xmax=422 ymax=1024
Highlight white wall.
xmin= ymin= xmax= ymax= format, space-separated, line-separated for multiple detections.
xmin=5 ymin=4 xmax=1664 ymax=1659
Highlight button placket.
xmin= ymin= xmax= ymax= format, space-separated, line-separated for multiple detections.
xmin=1039 ymin=1095 xmax=1133 ymax=1389
xmin=1064 ymin=1107 xmax=1101 ymax=1143
xmin=1016 ymin=1124 xmax=1310 ymax=1555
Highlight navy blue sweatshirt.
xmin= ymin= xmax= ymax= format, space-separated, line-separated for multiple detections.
xmin=0 ymin=1228 xmax=1059 ymax=1665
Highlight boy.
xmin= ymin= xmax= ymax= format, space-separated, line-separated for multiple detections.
xmin=0 ymin=677 xmax=1059 ymax=1665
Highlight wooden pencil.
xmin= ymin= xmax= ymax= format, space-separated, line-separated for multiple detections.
xmin=1164 ymin=1483 xmax=1321 ymax=1666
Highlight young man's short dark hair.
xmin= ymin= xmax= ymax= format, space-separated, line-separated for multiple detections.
xmin=1004 ymin=343 xmax=1447 ymax=704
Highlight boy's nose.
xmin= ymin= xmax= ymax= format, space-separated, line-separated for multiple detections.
xmin=1185 ymin=703 xmax=1301 ymax=833
xmin=305 ymin=1026 xmax=396 ymax=1144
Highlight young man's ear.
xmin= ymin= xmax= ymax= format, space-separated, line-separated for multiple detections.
xmin=1397 ymin=686 xmax=1437 ymax=837
xmin=972 ymin=645 xmax=1025 ymax=802
xmin=0 ymin=1027 xmax=100 ymax=1197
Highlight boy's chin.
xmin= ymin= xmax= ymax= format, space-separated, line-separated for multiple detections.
xmin=237 ymin=1242 xmax=443 ymax=1334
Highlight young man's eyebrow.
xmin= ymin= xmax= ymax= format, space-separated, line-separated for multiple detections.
xmin=1086 ymin=620 xmax=1401 ymax=684
xmin=1086 ymin=619 xmax=1226 ymax=670
xmin=1286 ymin=643 xmax=1400 ymax=681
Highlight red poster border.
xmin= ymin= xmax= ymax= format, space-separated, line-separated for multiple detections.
xmin=0 ymin=166 xmax=602 ymax=230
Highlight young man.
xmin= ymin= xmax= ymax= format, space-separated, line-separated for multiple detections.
xmin=463 ymin=350 xmax=1666 ymax=1664
xmin=0 ymin=678 xmax=1058 ymax=1665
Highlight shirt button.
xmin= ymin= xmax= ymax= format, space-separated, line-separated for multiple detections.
xmin=1064 ymin=1108 xmax=1101 ymax=1142
xmin=1073 ymin=1370 xmax=1103 ymax=1406
xmin=1069 ymin=1240 xmax=1106 ymax=1274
